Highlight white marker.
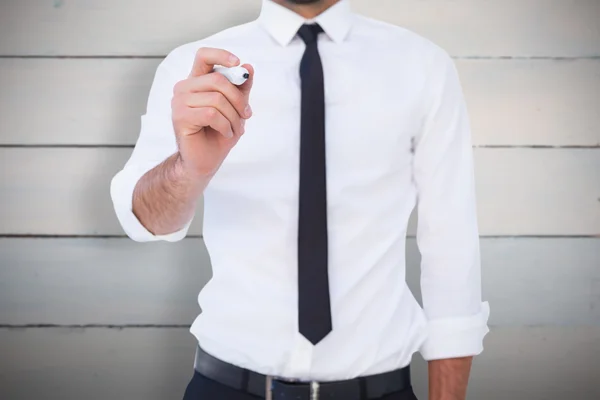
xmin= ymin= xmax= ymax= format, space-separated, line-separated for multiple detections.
xmin=213 ymin=65 xmax=250 ymax=86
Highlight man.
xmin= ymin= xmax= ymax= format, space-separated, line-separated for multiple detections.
xmin=110 ymin=0 xmax=490 ymax=399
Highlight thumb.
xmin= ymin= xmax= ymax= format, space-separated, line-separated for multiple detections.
xmin=238 ymin=63 xmax=254 ymax=100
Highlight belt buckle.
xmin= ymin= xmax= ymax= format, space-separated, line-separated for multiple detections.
xmin=310 ymin=381 xmax=320 ymax=400
xmin=266 ymin=375 xmax=273 ymax=400
xmin=266 ymin=376 xmax=320 ymax=400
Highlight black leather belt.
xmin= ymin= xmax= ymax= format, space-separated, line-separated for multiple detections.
xmin=194 ymin=346 xmax=412 ymax=400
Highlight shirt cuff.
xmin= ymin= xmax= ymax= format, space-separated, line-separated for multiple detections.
xmin=110 ymin=166 xmax=194 ymax=243
xmin=419 ymin=301 xmax=490 ymax=361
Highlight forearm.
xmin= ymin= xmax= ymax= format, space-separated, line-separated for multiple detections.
xmin=428 ymin=356 xmax=473 ymax=400
xmin=132 ymin=152 xmax=209 ymax=235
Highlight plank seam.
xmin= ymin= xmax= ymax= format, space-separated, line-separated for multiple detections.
xmin=474 ymin=145 xmax=600 ymax=149
xmin=0 ymin=235 xmax=598 ymax=239
xmin=0 ymin=55 xmax=599 ymax=60
xmin=456 ymin=56 xmax=600 ymax=60
xmin=0 ymin=234 xmax=203 ymax=239
xmin=0 ymin=144 xmax=135 ymax=149
xmin=0 ymin=55 xmax=166 ymax=59
xmin=0 ymin=324 xmax=550 ymax=329
xmin=0 ymin=324 xmax=190 ymax=329
xmin=2 ymin=145 xmax=599 ymax=149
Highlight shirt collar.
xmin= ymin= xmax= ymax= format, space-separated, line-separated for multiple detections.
xmin=258 ymin=0 xmax=354 ymax=46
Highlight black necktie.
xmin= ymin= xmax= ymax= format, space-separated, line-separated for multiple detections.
xmin=297 ymin=23 xmax=332 ymax=345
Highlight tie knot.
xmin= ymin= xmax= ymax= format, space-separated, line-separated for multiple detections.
xmin=297 ymin=23 xmax=324 ymax=44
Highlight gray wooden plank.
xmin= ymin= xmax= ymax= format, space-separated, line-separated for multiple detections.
xmin=0 ymin=59 xmax=158 ymax=146
xmin=0 ymin=238 xmax=209 ymax=325
xmin=0 ymin=327 xmax=598 ymax=400
xmin=0 ymin=0 xmax=258 ymax=56
xmin=2 ymin=59 xmax=599 ymax=146
xmin=0 ymin=328 xmax=197 ymax=400
xmin=1 ymin=238 xmax=598 ymax=326
xmin=0 ymin=148 xmax=204 ymax=236
xmin=1 ymin=0 xmax=599 ymax=57
xmin=471 ymin=148 xmax=600 ymax=236
xmin=1 ymin=148 xmax=598 ymax=236
xmin=354 ymin=0 xmax=600 ymax=58
xmin=464 ymin=60 xmax=600 ymax=147
xmin=462 ymin=327 xmax=600 ymax=400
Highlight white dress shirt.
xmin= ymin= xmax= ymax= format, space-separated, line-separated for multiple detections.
xmin=111 ymin=0 xmax=490 ymax=381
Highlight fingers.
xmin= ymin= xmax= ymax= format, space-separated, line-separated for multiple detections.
xmin=181 ymin=92 xmax=244 ymax=136
xmin=176 ymin=48 xmax=253 ymax=141
xmin=175 ymin=72 xmax=253 ymax=119
xmin=189 ymin=47 xmax=240 ymax=78
xmin=182 ymin=107 xmax=234 ymax=139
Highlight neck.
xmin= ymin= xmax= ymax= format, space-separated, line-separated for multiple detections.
xmin=272 ymin=0 xmax=340 ymax=19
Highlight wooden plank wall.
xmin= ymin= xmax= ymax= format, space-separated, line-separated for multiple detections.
xmin=1 ymin=1 xmax=599 ymax=399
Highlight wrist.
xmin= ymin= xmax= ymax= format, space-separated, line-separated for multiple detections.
xmin=428 ymin=357 xmax=472 ymax=400
xmin=174 ymin=152 xmax=215 ymax=181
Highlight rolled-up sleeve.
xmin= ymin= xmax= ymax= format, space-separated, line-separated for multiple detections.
xmin=413 ymin=48 xmax=490 ymax=361
xmin=110 ymin=50 xmax=195 ymax=243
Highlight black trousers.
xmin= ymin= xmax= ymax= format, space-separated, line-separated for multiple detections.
xmin=182 ymin=371 xmax=419 ymax=400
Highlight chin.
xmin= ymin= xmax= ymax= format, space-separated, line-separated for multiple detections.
xmin=286 ymin=0 xmax=323 ymax=4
